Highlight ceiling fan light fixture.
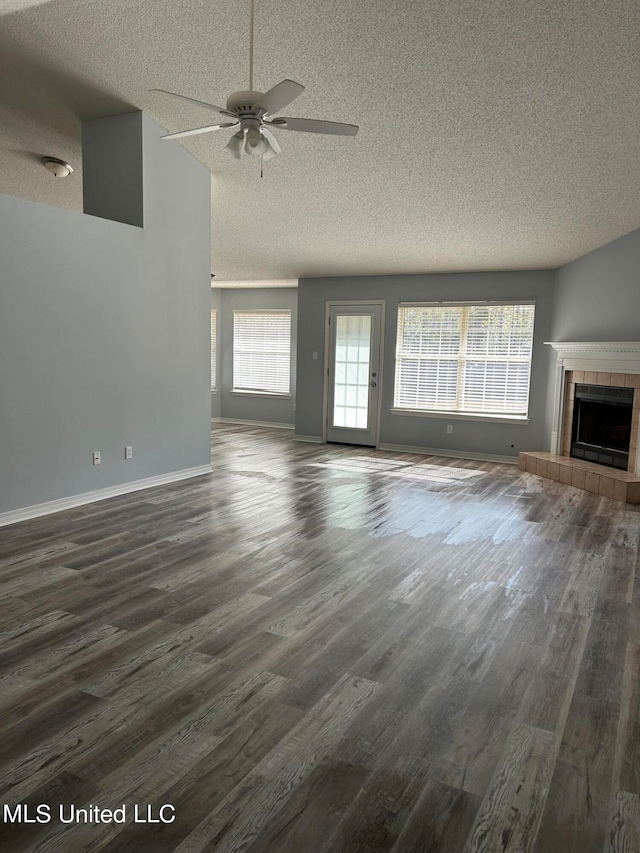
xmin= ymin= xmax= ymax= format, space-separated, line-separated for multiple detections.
xmin=224 ymin=131 xmax=246 ymax=160
xmin=244 ymin=126 xmax=268 ymax=156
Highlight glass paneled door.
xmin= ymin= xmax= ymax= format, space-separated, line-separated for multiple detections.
xmin=326 ymin=304 xmax=382 ymax=446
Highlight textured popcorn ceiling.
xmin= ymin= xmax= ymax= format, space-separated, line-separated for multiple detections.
xmin=0 ymin=0 xmax=639 ymax=281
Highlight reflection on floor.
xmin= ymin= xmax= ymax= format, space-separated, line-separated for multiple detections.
xmin=310 ymin=456 xmax=486 ymax=483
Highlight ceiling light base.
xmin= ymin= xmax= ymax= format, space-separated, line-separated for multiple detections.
xmin=41 ymin=157 xmax=74 ymax=178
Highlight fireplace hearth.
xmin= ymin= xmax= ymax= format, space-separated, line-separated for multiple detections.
xmin=570 ymin=383 xmax=633 ymax=470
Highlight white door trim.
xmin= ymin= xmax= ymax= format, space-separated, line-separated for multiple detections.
xmin=322 ymin=300 xmax=385 ymax=447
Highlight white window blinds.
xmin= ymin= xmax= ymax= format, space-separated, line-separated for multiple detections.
xmin=233 ymin=310 xmax=291 ymax=394
xmin=394 ymin=303 xmax=535 ymax=416
xmin=210 ymin=308 xmax=217 ymax=390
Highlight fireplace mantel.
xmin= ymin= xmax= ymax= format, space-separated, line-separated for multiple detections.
xmin=546 ymin=341 xmax=640 ymax=373
xmin=546 ymin=342 xmax=640 ymax=472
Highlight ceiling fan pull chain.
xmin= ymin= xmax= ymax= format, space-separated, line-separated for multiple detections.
xmin=260 ymin=154 xmax=264 ymax=178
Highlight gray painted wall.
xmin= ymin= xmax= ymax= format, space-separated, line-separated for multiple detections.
xmin=83 ymin=113 xmax=144 ymax=228
xmin=296 ymin=271 xmax=555 ymax=458
xmin=215 ymin=288 xmax=298 ymax=426
xmin=0 ymin=111 xmax=211 ymax=515
xmin=552 ymin=227 xmax=640 ymax=341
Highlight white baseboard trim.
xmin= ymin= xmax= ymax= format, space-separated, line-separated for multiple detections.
xmin=214 ymin=418 xmax=295 ymax=430
xmin=378 ymin=443 xmax=518 ymax=465
xmin=293 ymin=435 xmax=323 ymax=444
xmin=0 ymin=465 xmax=212 ymax=529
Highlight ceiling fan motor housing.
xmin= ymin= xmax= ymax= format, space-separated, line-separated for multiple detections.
xmin=226 ymin=91 xmax=267 ymax=117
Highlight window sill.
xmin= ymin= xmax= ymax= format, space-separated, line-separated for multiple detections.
xmin=390 ymin=408 xmax=530 ymax=425
xmin=231 ymin=390 xmax=292 ymax=399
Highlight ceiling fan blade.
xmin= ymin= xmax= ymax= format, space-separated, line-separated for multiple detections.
xmin=161 ymin=122 xmax=238 ymax=140
xmin=150 ymin=89 xmax=237 ymax=118
xmin=255 ymin=80 xmax=305 ymax=115
xmin=260 ymin=126 xmax=282 ymax=155
xmin=267 ymin=117 xmax=359 ymax=136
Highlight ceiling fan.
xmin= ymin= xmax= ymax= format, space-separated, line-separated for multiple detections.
xmin=151 ymin=0 xmax=358 ymax=161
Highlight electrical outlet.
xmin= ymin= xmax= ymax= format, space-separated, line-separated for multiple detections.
xmin=312 ymin=351 xmax=318 ymax=360
xmin=92 ymin=451 xmax=101 ymax=465
xmin=292 ymin=403 xmax=296 ymax=412
xmin=125 ymin=446 xmax=133 ymax=460
xmin=446 ymin=424 xmax=453 ymax=434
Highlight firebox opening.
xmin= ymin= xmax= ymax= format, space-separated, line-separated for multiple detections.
xmin=571 ymin=384 xmax=633 ymax=470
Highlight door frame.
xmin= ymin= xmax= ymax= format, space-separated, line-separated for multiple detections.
xmin=322 ymin=300 xmax=385 ymax=447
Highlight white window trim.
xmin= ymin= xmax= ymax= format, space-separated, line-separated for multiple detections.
xmin=232 ymin=309 xmax=292 ymax=396
xmin=390 ymin=408 xmax=530 ymax=424
xmin=394 ymin=301 xmax=536 ymax=418
xmin=231 ymin=390 xmax=292 ymax=399
xmin=399 ymin=300 xmax=536 ymax=308
xmin=210 ymin=307 xmax=217 ymax=392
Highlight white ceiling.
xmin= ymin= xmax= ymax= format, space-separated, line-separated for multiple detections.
xmin=1 ymin=0 xmax=639 ymax=282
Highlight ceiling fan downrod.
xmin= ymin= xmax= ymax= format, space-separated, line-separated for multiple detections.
xmin=249 ymin=0 xmax=255 ymax=91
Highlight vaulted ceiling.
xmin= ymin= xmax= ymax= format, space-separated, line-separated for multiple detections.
xmin=1 ymin=0 xmax=639 ymax=280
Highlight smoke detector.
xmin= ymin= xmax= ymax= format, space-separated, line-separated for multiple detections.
xmin=41 ymin=157 xmax=74 ymax=178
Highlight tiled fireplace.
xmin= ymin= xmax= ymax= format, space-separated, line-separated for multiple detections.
xmin=519 ymin=342 xmax=640 ymax=503
xmin=560 ymin=370 xmax=639 ymax=471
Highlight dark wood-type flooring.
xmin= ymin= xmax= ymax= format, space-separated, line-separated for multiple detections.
xmin=1 ymin=423 xmax=640 ymax=852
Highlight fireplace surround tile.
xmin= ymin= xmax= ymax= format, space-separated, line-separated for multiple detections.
xmin=628 ymin=483 xmax=640 ymax=503
xmin=536 ymin=458 xmax=549 ymax=478
xmin=599 ymin=476 xmax=615 ymax=498
xmin=559 ymin=466 xmax=573 ymax=485
xmin=545 ymin=461 xmax=558 ymax=480
xmin=584 ymin=472 xmax=600 ymax=493
xmin=614 ymin=480 xmax=628 ymax=502
xmin=559 ymin=369 xmax=637 ymax=474
xmin=571 ymin=469 xmax=586 ymax=489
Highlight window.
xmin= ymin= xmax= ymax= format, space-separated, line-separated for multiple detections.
xmin=333 ymin=314 xmax=372 ymax=429
xmin=233 ymin=310 xmax=291 ymax=394
xmin=394 ymin=302 xmax=535 ymax=417
xmin=210 ymin=309 xmax=217 ymax=391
